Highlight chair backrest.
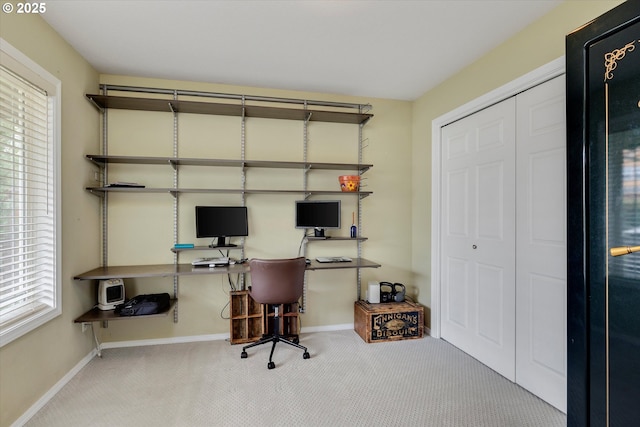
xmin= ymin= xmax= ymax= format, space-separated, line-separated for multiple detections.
xmin=248 ymin=257 xmax=307 ymax=305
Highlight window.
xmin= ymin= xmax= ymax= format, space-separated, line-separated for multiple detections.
xmin=0 ymin=39 xmax=61 ymax=347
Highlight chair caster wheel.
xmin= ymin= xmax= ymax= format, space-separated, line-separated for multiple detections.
xmin=303 ymin=352 xmax=310 ymax=359
xmin=293 ymin=337 xmax=299 ymax=344
xmin=241 ymin=351 xmax=247 ymax=359
xmin=268 ymin=361 xmax=275 ymax=369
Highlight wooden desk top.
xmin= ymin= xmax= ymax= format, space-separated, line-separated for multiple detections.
xmin=74 ymin=258 xmax=380 ymax=280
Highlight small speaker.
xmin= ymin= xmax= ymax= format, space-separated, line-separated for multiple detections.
xmin=97 ymin=279 xmax=125 ymax=310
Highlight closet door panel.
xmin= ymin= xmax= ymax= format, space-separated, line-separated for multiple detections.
xmin=530 ymin=149 xmax=565 ymax=244
xmin=446 ymin=257 xmax=470 ymax=328
xmin=477 ymin=262 xmax=505 ymax=345
xmin=515 ymin=75 xmax=567 ymax=412
xmin=446 ymin=169 xmax=470 ymax=237
xmin=476 ymin=161 xmax=505 ymax=239
xmin=441 ymin=97 xmax=516 ymax=381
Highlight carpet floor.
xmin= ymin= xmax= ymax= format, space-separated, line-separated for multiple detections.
xmin=25 ymin=330 xmax=566 ymax=426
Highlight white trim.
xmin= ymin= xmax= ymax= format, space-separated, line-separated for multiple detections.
xmin=96 ymin=323 xmax=353 ymax=349
xmin=0 ymin=37 xmax=62 ymax=347
xmin=0 ymin=38 xmax=61 ymax=93
xmin=301 ymin=323 xmax=354 ymax=333
xmin=430 ymin=57 xmax=565 ymax=339
xmin=11 ymin=349 xmax=97 ymax=427
xmin=100 ymin=333 xmax=231 ymax=349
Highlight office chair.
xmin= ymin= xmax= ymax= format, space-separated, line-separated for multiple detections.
xmin=240 ymin=257 xmax=311 ymax=369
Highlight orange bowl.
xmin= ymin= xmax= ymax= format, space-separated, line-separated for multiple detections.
xmin=339 ymin=175 xmax=360 ymax=192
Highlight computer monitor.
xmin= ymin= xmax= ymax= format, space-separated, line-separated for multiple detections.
xmin=195 ymin=206 xmax=248 ymax=247
xmin=295 ymin=200 xmax=341 ymax=237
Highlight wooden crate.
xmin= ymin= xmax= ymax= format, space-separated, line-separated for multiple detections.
xmin=354 ymin=300 xmax=424 ymax=343
xmin=229 ymin=291 xmax=264 ymax=344
xmin=229 ymin=291 xmax=300 ymax=344
xmin=263 ymin=302 xmax=299 ymax=341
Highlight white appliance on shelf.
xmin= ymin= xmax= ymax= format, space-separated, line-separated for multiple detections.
xmin=97 ymin=278 xmax=125 ymax=310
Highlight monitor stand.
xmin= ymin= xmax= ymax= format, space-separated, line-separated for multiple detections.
xmin=209 ymin=237 xmax=237 ymax=248
xmin=314 ymin=228 xmax=325 ymax=238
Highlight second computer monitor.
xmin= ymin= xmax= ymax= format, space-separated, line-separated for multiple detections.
xmin=295 ymin=200 xmax=341 ymax=237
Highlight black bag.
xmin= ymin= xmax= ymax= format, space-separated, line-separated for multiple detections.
xmin=115 ymin=293 xmax=171 ymax=316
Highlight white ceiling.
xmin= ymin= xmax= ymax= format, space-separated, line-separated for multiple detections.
xmin=42 ymin=0 xmax=565 ymax=101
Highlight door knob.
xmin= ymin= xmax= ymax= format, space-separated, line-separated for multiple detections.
xmin=610 ymin=246 xmax=640 ymax=257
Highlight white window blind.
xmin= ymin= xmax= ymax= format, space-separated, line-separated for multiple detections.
xmin=0 ymin=58 xmax=59 ymax=345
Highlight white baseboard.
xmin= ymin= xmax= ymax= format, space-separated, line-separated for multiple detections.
xmin=101 ymin=324 xmax=354 ymax=349
xmin=301 ymin=323 xmax=353 ymax=333
xmin=12 ymin=348 xmax=97 ymax=427
xmin=101 ymin=332 xmax=230 ymax=349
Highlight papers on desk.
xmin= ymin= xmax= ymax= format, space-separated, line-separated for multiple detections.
xmin=191 ymin=257 xmax=229 ymax=266
xmin=106 ymin=182 xmax=145 ymax=188
xmin=315 ymin=257 xmax=352 ymax=263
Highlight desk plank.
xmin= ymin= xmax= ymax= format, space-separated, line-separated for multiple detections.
xmin=74 ymin=299 xmax=177 ymax=323
xmin=74 ymin=258 xmax=380 ymax=280
xmin=74 ymin=263 xmax=249 ymax=280
xmin=306 ymin=258 xmax=381 ymax=271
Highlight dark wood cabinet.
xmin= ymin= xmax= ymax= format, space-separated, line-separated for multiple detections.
xmin=566 ymin=1 xmax=640 ymax=425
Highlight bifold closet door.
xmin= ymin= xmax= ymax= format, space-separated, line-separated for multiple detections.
xmin=515 ymin=75 xmax=567 ymax=412
xmin=440 ymin=97 xmax=517 ymax=381
xmin=440 ymin=76 xmax=567 ymax=411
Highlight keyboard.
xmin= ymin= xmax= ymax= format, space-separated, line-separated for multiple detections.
xmin=191 ymin=257 xmax=230 ymax=266
xmin=315 ymin=256 xmax=352 ymax=263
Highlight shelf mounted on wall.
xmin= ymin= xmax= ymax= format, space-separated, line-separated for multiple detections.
xmin=76 ymin=84 xmax=378 ymax=335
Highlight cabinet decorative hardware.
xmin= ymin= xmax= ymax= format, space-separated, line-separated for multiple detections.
xmin=610 ymin=246 xmax=640 ymax=257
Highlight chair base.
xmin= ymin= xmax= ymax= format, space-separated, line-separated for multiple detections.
xmin=241 ymin=324 xmax=310 ymax=369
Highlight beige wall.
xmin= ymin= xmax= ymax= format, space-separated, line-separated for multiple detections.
xmin=0 ymin=5 xmax=100 ymax=427
xmin=91 ymin=74 xmax=413 ymax=343
xmin=0 ymin=1 xmax=626 ymax=426
xmin=410 ymin=0 xmax=624 ymax=328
